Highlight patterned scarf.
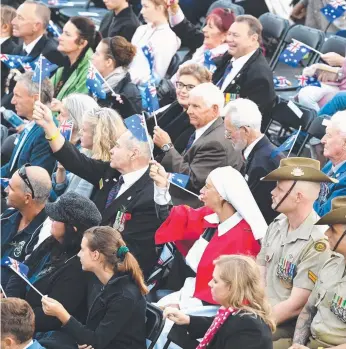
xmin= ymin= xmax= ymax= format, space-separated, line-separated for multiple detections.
xmin=196 ymin=306 xmax=239 ymax=348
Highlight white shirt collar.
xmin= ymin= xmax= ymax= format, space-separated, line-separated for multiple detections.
xmin=243 ymin=135 xmax=264 ymax=160
xmin=25 ymin=120 xmax=36 ymax=132
xmin=231 ymin=49 xmax=257 ymax=67
xmin=122 ymin=165 xmax=149 ymax=187
xmin=23 ymin=340 xmax=34 ymax=349
xmin=204 ymin=212 xmax=243 ymax=236
xmin=194 ymin=118 xmax=218 ymax=143
xmin=332 ymin=160 xmax=346 ymax=173
xmin=23 ymin=35 xmax=43 ymax=55
xmin=0 ymin=37 xmax=10 ymax=45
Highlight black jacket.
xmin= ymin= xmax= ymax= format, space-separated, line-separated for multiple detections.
xmin=97 ymin=73 xmax=142 ymax=117
xmin=6 ymin=251 xmax=88 ymax=333
xmin=1 ymin=34 xmax=65 ymax=111
xmin=243 ymin=135 xmax=282 ymax=224
xmin=99 ymin=6 xmax=140 ymax=41
xmin=1 ymin=208 xmax=47 ymax=287
xmin=62 ymin=273 xmax=147 ymax=349
xmin=1 ymin=38 xmax=18 ymax=98
xmin=212 ymin=49 xmax=276 ymax=130
xmin=187 ymin=311 xmax=273 ymax=349
xmin=53 ymin=140 xmax=161 ymax=277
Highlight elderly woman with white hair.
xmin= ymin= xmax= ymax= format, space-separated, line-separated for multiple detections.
xmin=153 ymin=82 xmax=243 ymax=208
xmin=149 ymin=161 xmax=267 ymax=349
xmin=314 ymin=110 xmax=346 ymax=216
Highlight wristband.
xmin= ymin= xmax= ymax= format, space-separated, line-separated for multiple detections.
xmin=45 ymin=130 xmax=60 ymax=141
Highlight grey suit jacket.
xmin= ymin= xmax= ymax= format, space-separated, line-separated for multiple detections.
xmin=161 ymin=117 xmax=243 ymax=207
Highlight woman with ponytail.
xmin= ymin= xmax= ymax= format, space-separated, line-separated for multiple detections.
xmin=42 ymin=226 xmax=148 ymax=349
xmin=50 ymin=16 xmax=102 ymax=105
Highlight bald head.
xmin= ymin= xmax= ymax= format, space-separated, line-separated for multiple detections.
xmin=18 ymin=166 xmax=52 ymax=205
xmin=12 ymin=1 xmax=50 ymax=40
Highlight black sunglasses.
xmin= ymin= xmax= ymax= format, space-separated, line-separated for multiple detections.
xmin=18 ymin=163 xmax=35 ymax=199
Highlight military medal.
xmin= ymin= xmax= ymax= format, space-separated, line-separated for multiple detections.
xmin=113 ymin=208 xmax=132 ymax=232
xmin=330 ymin=293 xmax=346 ymax=323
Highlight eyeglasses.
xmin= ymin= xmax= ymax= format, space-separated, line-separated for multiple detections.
xmin=18 ymin=163 xmax=35 ymax=199
xmin=176 ymin=81 xmax=196 ymax=92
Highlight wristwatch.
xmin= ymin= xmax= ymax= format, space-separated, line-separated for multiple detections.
xmin=336 ymin=69 xmax=344 ymax=82
xmin=161 ymin=143 xmax=173 ymax=152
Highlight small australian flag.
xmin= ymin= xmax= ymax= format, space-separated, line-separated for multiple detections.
xmin=0 ymin=54 xmax=33 ymax=69
xmin=297 ymin=75 xmax=321 ymax=87
xmin=124 ymin=114 xmax=148 ymax=142
xmin=47 ymin=20 xmax=62 ymax=37
xmin=59 ymin=120 xmax=74 ymax=141
xmin=32 ymin=56 xmax=58 ymax=83
xmin=204 ymin=50 xmax=217 ymax=74
xmin=320 ymin=0 xmax=346 ymax=22
xmin=168 ymin=173 xmax=189 ymax=188
xmin=1 ymin=256 xmax=29 ymax=279
xmin=86 ymin=65 xmax=106 ymax=100
xmin=279 ymin=40 xmax=311 ymax=67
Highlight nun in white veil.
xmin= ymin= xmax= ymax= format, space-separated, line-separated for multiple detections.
xmin=150 ymin=163 xmax=268 ymax=349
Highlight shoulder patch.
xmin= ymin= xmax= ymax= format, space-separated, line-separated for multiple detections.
xmin=308 ymin=270 xmax=318 ymax=284
xmin=314 ymin=241 xmax=327 ymax=252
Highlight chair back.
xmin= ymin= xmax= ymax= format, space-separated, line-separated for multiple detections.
xmin=259 ymin=13 xmax=289 ymax=66
xmin=146 ymin=303 xmax=165 ymax=349
xmin=315 ymin=35 xmax=346 ymax=61
xmin=307 ymin=115 xmax=331 ymax=140
xmin=206 ymin=0 xmax=245 ymax=16
xmin=165 ymin=53 xmax=181 ymax=79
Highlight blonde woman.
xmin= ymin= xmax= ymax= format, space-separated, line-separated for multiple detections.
xmin=164 ymin=255 xmax=275 ymax=349
xmin=54 ymin=107 xmax=127 ymax=197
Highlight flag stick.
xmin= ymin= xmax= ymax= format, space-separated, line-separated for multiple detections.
xmin=153 ymin=111 xmax=158 ymax=127
xmin=287 ymin=125 xmax=302 ymax=158
xmin=142 ymin=113 xmax=154 ymax=160
xmin=90 ymin=63 xmax=122 ymax=100
xmin=292 ymin=39 xmax=323 ymax=56
xmin=49 ymin=20 xmax=61 ymax=38
xmin=9 ymin=266 xmax=44 ymax=298
xmin=0 ymin=284 xmax=7 ymax=298
xmin=169 ymin=180 xmax=201 ymax=199
xmin=38 ymin=54 xmax=43 ymax=103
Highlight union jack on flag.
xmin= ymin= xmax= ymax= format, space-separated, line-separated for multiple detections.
xmin=297 ymin=75 xmax=321 ymax=87
xmin=86 ymin=65 xmax=106 ymax=100
xmin=279 ymin=40 xmax=311 ymax=67
xmin=0 ymin=54 xmax=33 ymax=69
xmin=273 ymin=76 xmax=291 ymax=87
xmin=59 ymin=120 xmax=74 ymax=141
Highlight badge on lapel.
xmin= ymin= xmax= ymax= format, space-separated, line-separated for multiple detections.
xmin=99 ymin=178 xmax=104 ymax=190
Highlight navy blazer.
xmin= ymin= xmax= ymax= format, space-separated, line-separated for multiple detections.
xmin=1 ymin=123 xmax=57 ymax=178
xmin=244 ymin=135 xmax=283 ymax=224
xmin=314 ymin=161 xmax=346 ymax=216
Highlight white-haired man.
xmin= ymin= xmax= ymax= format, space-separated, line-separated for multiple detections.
xmin=2 ymin=1 xmax=64 ymax=110
xmin=314 ymin=111 xmax=346 ymax=216
xmin=153 ymin=82 xmax=243 ymax=207
xmin=223 ymin=98 xmax=283 ymax=223
xmin=32 ymin=101 xmax=161 ymax=278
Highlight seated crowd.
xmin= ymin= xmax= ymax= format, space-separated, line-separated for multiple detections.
xmin=1 ymin=1 xmax=346 ymax=349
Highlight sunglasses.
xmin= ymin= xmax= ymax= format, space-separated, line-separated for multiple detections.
xmin=18 ymin=163 xmax=35 ymax=199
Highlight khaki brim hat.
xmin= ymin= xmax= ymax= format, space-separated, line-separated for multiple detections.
xmin=261 ymin=157 xmax=337 ymax=184
xmin=315 ymin=197 xmax=346 ymax=225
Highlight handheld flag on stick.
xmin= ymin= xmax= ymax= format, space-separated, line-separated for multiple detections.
xmin=168 ymin=173 xmax=189 ymax=188
xmin=287 ymin=126 xmax=302 ymax=158
xmin=59 ymin=120 xmax=74 ymax=141
xmin=142 ymin=112 xmax=154 ymax=160
xmin=153 ymin=111 xmax=158 ymax=126
xmin=86 ymin=65 xmax=106 ymax=100
xmin=124 ymin=114 xmax=148 ymax=142
xmin=1 ymin=257 xmax=44 ymax=297
xmin=169 ymin=180 xmax=200 ymax=199
xmin=279 ymin=40 xmax=313 ymax=67
xmin=320 ymin=1 xmax=346 ymax=23
xmin=0 ymin=54 xmax=33 ymax=69
xmin=270 ymin=126 xmax=302 ymax=158
xmin=47 ymin=20 xmax=62 ymax=37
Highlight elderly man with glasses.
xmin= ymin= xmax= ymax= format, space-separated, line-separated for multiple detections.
xmin=153 ymin=82 xmax=243 ymax=208
xmin=1 ymin=164 xmax=52 ymax=287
